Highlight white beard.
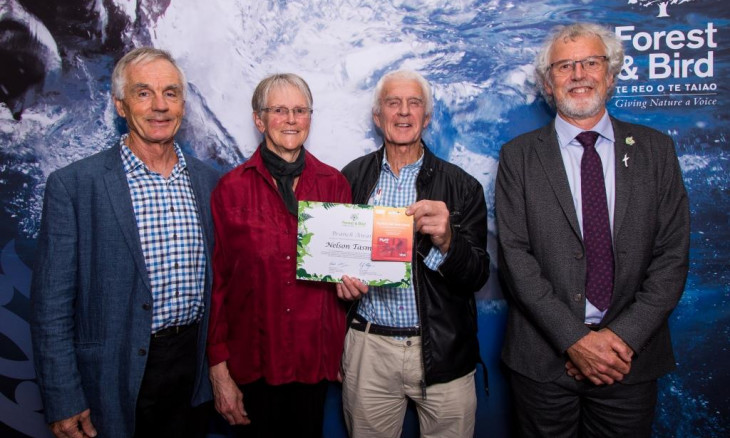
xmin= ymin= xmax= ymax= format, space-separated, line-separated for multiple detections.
xmin=554 ymin=80 xmax=608 ymax=120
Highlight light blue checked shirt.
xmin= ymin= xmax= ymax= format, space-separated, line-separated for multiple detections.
xmin=121 ymin=136 xmax=206 ymax=333
xmin=356 ymin=148 xmax=446 ymax=328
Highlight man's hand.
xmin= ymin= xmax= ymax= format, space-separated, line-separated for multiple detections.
xmin=406 ymin=200 xmax=451 ymax=254
xmin=565 ymin=360 xmax=585 ymax=380
xmin=210 ymin=362 xmax=250 ymax=426
xmin=337 ymin=275 xmax=369 ymax=301
xmin=566 ymin=329 xmax=634 ymax=385
xmin=50 ymin=409 xmax=96 ymax=438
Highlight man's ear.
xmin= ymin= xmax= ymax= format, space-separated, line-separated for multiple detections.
xmin=543 ymin=79 xmax=554 ymax=99
xmin=605 ymin=73 xmax=614 ymax=91
xmin=114 ymin=98 xmax=126 ymax=118
xmin=372 ymin=111 xmax=382 ymax=131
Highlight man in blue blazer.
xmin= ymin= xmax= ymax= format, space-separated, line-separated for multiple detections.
xmin=31 ymin=48 xmax=220 ymax=438
xmin=496 ymin=23 xmax=690 ymax=437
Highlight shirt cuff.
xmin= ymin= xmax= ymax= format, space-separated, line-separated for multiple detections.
xmin=423 ymin=246 xmax=447 ymax=270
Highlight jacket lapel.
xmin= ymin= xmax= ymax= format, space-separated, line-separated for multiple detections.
xmin=611 ymin=117 xmax=634 ymax=239
xmin=535 ymin=122 xmax=582 ymax=240
xmin=103 ymin=148 xmax=152 ymax=291
xmin=186 ymin=156 xmax=214 ymax=258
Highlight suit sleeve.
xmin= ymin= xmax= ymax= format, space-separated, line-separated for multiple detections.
xmin=496 ymin=143 xmax=589 ymax=353
xmin=30 ymin=171 xmax=89 ymax=423
xmin=435 ymin=176 xmax=490 ymax=293
xmin=607 ymin=137 xmax=690 ymax=354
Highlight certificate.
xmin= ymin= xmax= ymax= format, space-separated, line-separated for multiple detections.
xmin=296 ymin=201 xmax=411 ymax=288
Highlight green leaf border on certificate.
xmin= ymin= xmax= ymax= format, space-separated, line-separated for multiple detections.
xmin=296 ymin=201 xmax=412 ymax=288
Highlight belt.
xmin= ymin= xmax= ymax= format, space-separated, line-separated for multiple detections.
xmin=585 ymin=323 xmax=601 ymax=331
xmin=350 ymin=314 xmax=420 ymax=337
xmin=152 ymin=323 xmax=197 ymax=338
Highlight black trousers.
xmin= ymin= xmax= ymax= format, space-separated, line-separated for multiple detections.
xmin=509 ymin=369 xmax=658 ymax=438
xmin=133 ymin=324 xmax=211 ymax=438
xmin=231 ymin=379 xmax=329 ymax=438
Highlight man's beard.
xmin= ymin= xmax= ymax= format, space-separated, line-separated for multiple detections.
xmin=555 ymin=80 xmax=607 ymax=120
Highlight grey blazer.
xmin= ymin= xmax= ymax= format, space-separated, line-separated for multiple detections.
xmin=496 ymin=116 xmax=690 ymax=383
xmin=31 ymin=145 xmax=220 ymax=437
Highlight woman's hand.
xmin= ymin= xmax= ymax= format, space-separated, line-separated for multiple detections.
xmin=209 ymin=362 xmax=250 ymax=426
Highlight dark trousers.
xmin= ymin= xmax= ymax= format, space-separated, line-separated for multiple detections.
xmin=133 ymin=324 xmax=211 ymax=438
xmin=231 ymin=379 xmax=329 ymax=438
xmin=509 ymin=369 xmax=658 ymax=438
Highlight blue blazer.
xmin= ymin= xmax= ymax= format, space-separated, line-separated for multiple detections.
xmin=31 ymin=145 xmax=220 ymax=437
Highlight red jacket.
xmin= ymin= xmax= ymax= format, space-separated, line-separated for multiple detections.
xmin=207 ymin=147 xmax=351 ymax=385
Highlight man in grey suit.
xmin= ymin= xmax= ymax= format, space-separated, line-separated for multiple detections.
xmin=496 ymin=23 xmax=689 ymax=437
xmin=31 ymin=48 xmax=219 ymax=438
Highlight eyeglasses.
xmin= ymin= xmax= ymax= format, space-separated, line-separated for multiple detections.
xmin=549 ymin=55 xmax=609 ymax=76
xmin=261 ymin=106 xmax=313 ymax=118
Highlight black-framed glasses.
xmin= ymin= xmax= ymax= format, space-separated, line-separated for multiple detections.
xmin=261 ymin=106 xmax=313 ymax=118
xmin=549 ymin=55 xmax=609 ymax=76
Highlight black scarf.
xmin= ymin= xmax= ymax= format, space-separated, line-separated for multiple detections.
xmin=259 ymin=143 xmax=306 ymax=216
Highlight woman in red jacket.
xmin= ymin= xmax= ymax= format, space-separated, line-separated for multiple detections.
xmin=207 ymin=73 xmax=351 ymax=437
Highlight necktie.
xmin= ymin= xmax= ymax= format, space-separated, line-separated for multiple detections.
xmin=577 ymin=131 xmax=614 ymax=311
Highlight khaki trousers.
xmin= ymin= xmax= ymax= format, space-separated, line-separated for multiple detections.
xmin=342 ymin=326 xmax=477 ymax=438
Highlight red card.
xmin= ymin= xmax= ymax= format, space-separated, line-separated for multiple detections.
xmin=371 ymin=207 xmax=413 ymax=262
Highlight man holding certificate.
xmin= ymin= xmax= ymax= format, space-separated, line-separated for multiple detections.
xmin=337 ymin=70 xmax=489 ymax=437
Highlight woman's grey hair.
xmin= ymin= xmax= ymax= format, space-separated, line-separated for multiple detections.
xmin=535 ymin=22 xmax=624 ymax=107
xmin=111 ymin=47 xmax=187 ymax=100
xmin=372 ymin=70 xmax=434 ymax=117
xmin=251 ymin=73 xmax=313 ymax=113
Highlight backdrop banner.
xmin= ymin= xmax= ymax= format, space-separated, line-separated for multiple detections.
xmin=1 ymin=1 xmax=727 ymax=436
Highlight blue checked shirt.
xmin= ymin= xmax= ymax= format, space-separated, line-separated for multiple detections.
xmin=121 ymin=136 xmax=206 ymax=333
xmin=356 ymin=149 xmax=445 ymax=328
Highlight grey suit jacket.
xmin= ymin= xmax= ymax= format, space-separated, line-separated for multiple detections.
xmin=31 ymin=144 xmax=220 ymax=437
xmin=496 ymin=116 xmax=690 ymax=383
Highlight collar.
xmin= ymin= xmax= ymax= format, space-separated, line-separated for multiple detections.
xmin=120 ymin=134 xmax=187 ymax=176
xmin=380 ymin=145 xmax=426 ymax=175
xmin=555 ymin=111 xmax=615 ymax=149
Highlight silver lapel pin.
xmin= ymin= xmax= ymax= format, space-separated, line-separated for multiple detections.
xmin=622 ymin=153 xmax=630 ymax=168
